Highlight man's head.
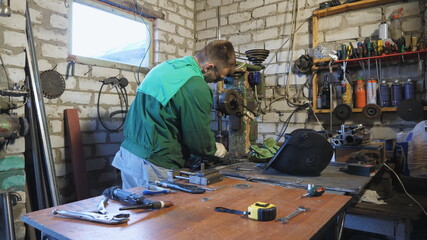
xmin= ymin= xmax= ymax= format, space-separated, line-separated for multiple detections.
xmin=195 ymin=40 xmax=236 ymax=83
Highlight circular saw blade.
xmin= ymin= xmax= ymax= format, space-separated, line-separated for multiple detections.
xmin=40 ymin=70 xmax=65 ymax=99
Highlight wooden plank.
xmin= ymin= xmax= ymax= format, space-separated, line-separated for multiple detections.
xmin=22 ymin=178 xmax=352 ymax=240
xmin=313 ymin=0 xmax=401 ymax=18
xmin=64 ymin=109 xmax=90 ymax=200
xmin=312 ymin=15 xmax=319 ymax=48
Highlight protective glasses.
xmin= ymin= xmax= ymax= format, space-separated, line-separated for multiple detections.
xmin=212 ymin=66 xmax=225 ymax=82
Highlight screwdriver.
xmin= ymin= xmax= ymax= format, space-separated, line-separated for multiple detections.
xmin=301 ymin=185 xmax=325 ymax=198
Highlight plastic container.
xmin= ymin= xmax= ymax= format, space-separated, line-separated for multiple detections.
xmin=406 ymin=121 xmax=427 ymax=177
xmin=391 ymin=80 xmax=402 ymax=107
xmin=379 ymin=81 xmax=391 ymax=107
xmin=390 ymin=8 xmax=403 ymax=41
xmin=355 ymin=78 xmax=366 ymax=108
xmin=404 ymin=78 xmax=416 ymax=100
xmin=366 ymin=78 xmax=377 ymax=104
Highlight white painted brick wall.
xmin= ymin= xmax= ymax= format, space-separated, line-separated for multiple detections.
xmin=91 ymin=66 xmax=120 ymax=78
xmin=50 ymin=120 xmax=63 ymax=133
xmin=50 ymin=14 xmax=67 ymax=30
xmin=361 ymin=23 xmax=380 ymax=38
xmin=157 ymin=20 xmax=177 ymax=33
xmin=1 ymin=51 xmax=25 ymax=67
xmin=95 ymin=143 xmax=120 ymax=157
xmin=50 ymin=135 xmax=65 ymax=148
xmin=169 ymin=12 xmax=186 ymax=26
xmin=345 ymin=8 xmax=382 ymax=26
xmin=318 ymin=15 xmax=343 ymax=31
xmin=254 ymin=28 xmax=279 ymax=42
xmin=60 ymin=91 xmax=92 ymax=104
xmin=402 ymin=18 xmax=422 ymax=32
xmin=240 ymin=19 xmax=265 ymax=32
xmin=229 ymin=12 xmax=251 ymax=24
xmin=325 ymin=26 xmax=359 ymax=42
xmin=41 ymin=43 xmax=67 ymax=58
xmin=86 ymin=158 xmax=107 ymax=171
xmin=35 ymin=0 xmax=67 ymax=15
xmin=0 ymin=14 xmax=26 ymax=31
xmin=258 ymin=122 xmax=277 ymax=133
xmin=239 ymin=1 xmax=264 ymax=11
xmin=82 ymin=132 xmax=108 ymax=144
xmin=220 ymin=3 xmax=238 ymax=15
xmin=6 ymin=67 xmax=25 ymax=84
xmin=33 ymin=26 xmax=66 ymax=43
xmin=253 ymin=5 xmax=277 ymax=19
xmin=3 ymin=31 xmax=27 ymax=48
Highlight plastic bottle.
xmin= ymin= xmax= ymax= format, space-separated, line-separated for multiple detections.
xmin=366 ymin=78 xmax=378 ymax=104
xmin=404 ymin=78 xmax=416 ymax=100
xmin=341 ymin=80 xmax=353 ymax=107
xmin=390 ymin=8 xmax=403 ymax=41
xmin=391 ymin=80 xmax=402 ymax=107
xmin=355 ymin=78 xmax=366 ymax=108
xmin=379 ymin=81 xmax=391 ymax=107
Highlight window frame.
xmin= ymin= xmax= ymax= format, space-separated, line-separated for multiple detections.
xmin=67 ymin=0 xmax=155 ymax=72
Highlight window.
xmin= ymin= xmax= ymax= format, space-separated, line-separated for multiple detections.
xmin=69 ymin=0 xmax=153 ymax=69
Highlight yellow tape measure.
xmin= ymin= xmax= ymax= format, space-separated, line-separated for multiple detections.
xmin=247 ymin=202 xmax=277 ymax=221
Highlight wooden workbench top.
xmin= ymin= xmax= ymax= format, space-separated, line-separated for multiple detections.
xmin=22 ymin=178 xmax=351 ymax=240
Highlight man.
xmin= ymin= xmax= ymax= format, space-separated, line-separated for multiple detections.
xmin=112 ymin=40 xmax=236 ymax=189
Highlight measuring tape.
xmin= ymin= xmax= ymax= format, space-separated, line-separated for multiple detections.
xmin=214 ymin=202 xmax=277 ymax=221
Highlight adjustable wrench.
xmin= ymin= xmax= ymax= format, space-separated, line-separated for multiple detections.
xmin=276 ymin=206 xmax=310 ymax=224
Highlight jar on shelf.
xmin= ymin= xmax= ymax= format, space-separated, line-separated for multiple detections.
xmin=355 ymin=78 xmax=366 ymax=108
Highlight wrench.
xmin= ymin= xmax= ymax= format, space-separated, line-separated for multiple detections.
xmin=276 ymin=206 xmax=310 ymax=224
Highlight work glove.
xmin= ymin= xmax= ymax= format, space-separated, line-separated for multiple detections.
xmin=214 ymin=142 xmax=227 ymax=158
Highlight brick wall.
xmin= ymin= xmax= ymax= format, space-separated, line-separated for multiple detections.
xmin=196 ymin=0 xmax=426 ymax=142
xmin=1 ymin=0 xmax=195 ymax=238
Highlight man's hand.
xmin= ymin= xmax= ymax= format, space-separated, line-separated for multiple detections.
xmin=214 ymin=142 xmax=227 ymax=158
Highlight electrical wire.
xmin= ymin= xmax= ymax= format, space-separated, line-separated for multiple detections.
xmin=97 ymin=81 xmax=128 ymax=132
xmin=133 ymin=0 xmax=152 ymax=85
xmin=0 ymin=52 xmax=11 ymax=89
xmin=383 ymin=162 xmax=427 ymax=217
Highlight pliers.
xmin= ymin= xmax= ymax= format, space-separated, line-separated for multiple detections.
xmin=52 ymin=209 xmax=130 ymax=225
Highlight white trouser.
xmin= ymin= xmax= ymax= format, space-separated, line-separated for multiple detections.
xmin=112 ymin=147 xmax=170 ymax=189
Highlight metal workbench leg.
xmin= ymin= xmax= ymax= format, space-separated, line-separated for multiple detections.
xmin=336 ymin=211 xmax=346 ymax=240
xmin=0 ymin=192 xmax=17 ymax=240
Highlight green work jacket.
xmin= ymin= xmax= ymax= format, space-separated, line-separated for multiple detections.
xmin=121 ymin=57 xmax=217 ymax=169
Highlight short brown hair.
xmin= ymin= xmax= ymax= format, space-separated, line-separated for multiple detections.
xmin=195 ymin=40 xmax=236 ymax=69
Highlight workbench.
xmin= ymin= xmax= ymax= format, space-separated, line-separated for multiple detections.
xmin=22 ymin=178 xmax=352 ymax=240
xmin=219 ymin=162 xmax=427 ymax=239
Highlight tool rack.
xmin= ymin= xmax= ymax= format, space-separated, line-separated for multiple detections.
xmin=310 ymin=0 xmax=427 ymax=114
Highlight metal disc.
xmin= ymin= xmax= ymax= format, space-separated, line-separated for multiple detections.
xmin=40 ymin=70 xmax=66 ymax=99
xmin=397 ymin=99 xmax=423 ymax=121
xmin=362 ymin=104 xmax=382 ymax=119
xmin=334 ymin=104 xmax=352 ymax=121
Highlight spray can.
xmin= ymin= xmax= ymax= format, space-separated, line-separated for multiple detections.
xmin=317 ymin=95 xmax=322 ymax=109
xmin=390 ymin=8 xmax=403 ymax=41
xmin=379 ymin=22 xmax=389 ymax=40
xmin=391 ymin=80 xmax=402 ymax=107
xmin=404 ymin=78 xmax=416 ymax=100
xmin=366 ymin=78 xmax=377 ymax=104
xmin=341 ymin=80 xmax=353 ymax=107
xmin=355 ymin=78 xmax=366 ymax=108
xmin=379 ymin=81 xmax=391 ymax=107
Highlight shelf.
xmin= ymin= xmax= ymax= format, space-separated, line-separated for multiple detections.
xmin=313 ymin=106 xmax=427 ymax=114
xmin=334 ymin=50 xmax=427 ymax=63
xmin=313 ymin=0 xmax=400 ymax=18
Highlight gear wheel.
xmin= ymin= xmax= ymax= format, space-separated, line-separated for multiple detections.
xmin=40 ymin=70 xmax=66 ymax=99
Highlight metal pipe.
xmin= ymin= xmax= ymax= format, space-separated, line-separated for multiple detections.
xmin=25 ymin=2 xmax=59 ymax=206
xmin=0 ymin=192 xmax=16 ymax=240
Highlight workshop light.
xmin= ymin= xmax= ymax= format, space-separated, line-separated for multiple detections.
xmin=0 ymin=0 xmax=11 ymax=17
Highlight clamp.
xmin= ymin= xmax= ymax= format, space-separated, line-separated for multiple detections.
xmin=52 ymin=209 xmax=129 ymax=225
